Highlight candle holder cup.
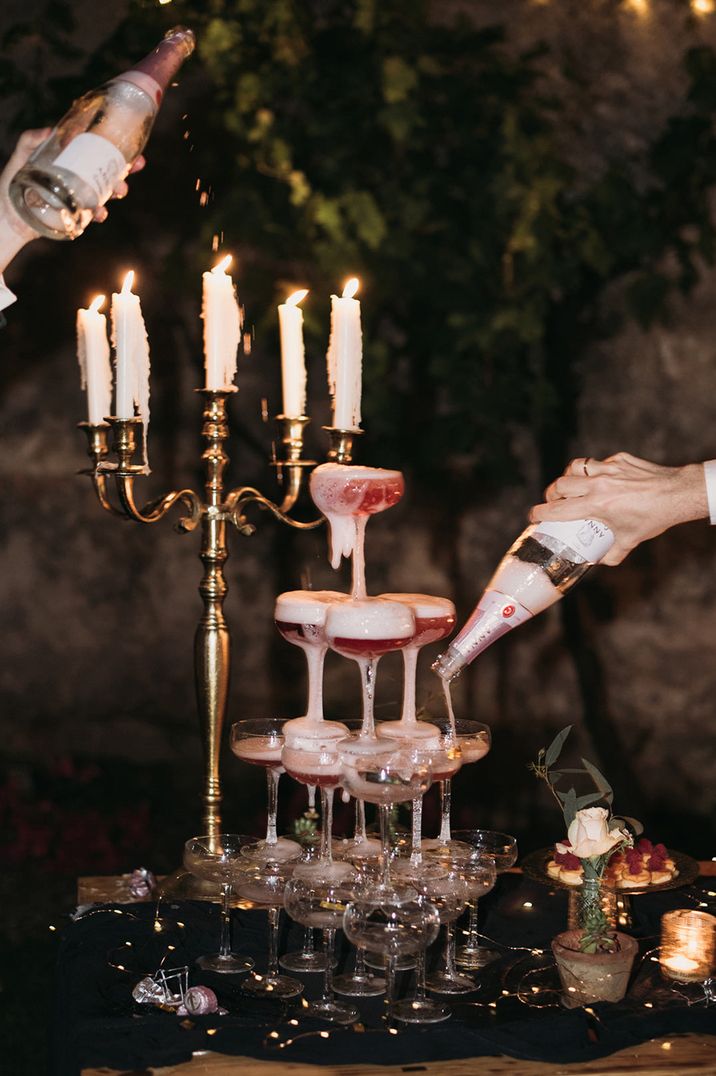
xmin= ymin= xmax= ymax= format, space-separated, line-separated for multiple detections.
xmin=323 ymin=426 xmax=363 ymax=465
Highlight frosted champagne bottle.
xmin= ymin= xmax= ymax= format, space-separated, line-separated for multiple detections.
xmin=9 ymin=26 xmax=195 ymax=240
xmin=432 ymin=518 xmax=614 ymax=681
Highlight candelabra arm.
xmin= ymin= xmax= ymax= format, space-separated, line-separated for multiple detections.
xmin=114 ymin=476 xmax=203 ymax=532
xmin=226 ymin=486 xmax=324 ymax=536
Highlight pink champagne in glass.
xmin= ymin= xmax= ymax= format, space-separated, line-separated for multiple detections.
xmin=325 ymin=599 xmax=415 ymax=739
xmin=310 ymin=464 xmax=404 ymax=598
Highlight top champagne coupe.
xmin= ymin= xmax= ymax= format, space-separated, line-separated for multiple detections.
xmin=310 ymin=463 xmax=404 ymax=597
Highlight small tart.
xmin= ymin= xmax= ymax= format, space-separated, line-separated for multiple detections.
xmin=559 ymin=868 xmax=583 ymax=886
xmin=546 ymin=860 xmax=562 ymax=880
xmin=617 ymin=869 xmax=651 ymax=888
xmin=649 ymin=869 xmax=673 ymax=886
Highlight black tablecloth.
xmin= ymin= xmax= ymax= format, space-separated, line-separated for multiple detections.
xmin=53 ymin=874 xmax=716 ymax=1074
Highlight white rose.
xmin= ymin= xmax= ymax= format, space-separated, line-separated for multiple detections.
xmin=563 ymin=807 xmax=625 ymax=859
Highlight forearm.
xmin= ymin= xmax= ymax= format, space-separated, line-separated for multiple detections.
xmin=0 ymin=207 xmax=34 ymax=274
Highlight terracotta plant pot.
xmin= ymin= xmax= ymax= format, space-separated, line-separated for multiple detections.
xmin=551 ymin=930 xmax=638 ymax=1008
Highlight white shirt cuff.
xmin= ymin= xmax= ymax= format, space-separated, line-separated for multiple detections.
xmin=704 ymin=460 xmax=716 ymax=524
xmin=0 ymin=273 xmax=17 ymax=313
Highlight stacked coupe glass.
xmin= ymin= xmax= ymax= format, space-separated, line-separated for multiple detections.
xmin=185 ymin=462 xmax=515 ymax=1025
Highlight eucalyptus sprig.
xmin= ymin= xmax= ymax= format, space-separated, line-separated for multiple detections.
xmin=530 ymin=726 xmax=641 ymax=836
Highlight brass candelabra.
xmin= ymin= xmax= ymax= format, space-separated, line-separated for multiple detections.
xmin=78 ymin=388 xmax=361 ymax=845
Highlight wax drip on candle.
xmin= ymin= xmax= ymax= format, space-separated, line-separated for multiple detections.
xmin=111 ymin=272 xmax=151 ymax=468
xmin=326 ymin=277 xmax=362 ymax=430
xmin=202 ymin=254 xmax=241 ymax=389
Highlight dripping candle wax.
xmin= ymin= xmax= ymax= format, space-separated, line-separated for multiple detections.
xmin=77 ymin=294 xmax=112 ymax=425
xmin=202 ymin=254 xmax=241 ymax=390
xmin=278 ymin=288 xmax=308 ymax=417
xmin=326 ymin=277 xmax=362 ymax=430
xmin=111 ymin=271 xmax=151 ymax=465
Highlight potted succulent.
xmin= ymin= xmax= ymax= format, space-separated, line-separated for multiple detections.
xmin=532 ymin=727 xmax=639 ymax=1007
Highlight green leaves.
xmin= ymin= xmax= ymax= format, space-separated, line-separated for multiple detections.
xmin=533 ymin=726 xmax=635 ymax=833
xmin=544 ymin=725 xmax=572 ymax=768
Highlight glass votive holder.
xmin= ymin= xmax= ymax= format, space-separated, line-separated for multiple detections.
xmin=659 ymin=910 xmax=716 ymax=983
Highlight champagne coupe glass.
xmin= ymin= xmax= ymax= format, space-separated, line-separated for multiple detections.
xmin=422 ymin=718 xmax=491 ymax=853
xmin=452 ymin=830 xmax=518 ymax=969
xmin=377 ymin=593 xmax=457 ymax=867
xmin=275 ymin=589 xmax=348 ymax=724
xmin=325 ymin=598 xmax=415 ymax=739
xmin=332 ymin=856 xmax=387 ymax=998
xmin=424 ymin=853 xmax=497 ymax=994
xmin=234 ymin=859 xmax=304 ymax=1000
xmin=279 ymin=840 xmax=328 ymax=974
xmin=284 ymin=874 xmax=360 ymax=1024
xmin=309 ymin=463 xmax=404 ymax=599
xmin=282 ymin=722 xmax=353 ymax=882
xmin=339 ymin=734 xmax=432 ymax=898
xmin=230 ymin=719 xmax=301 ymax=865
xmin=343 ymin=894 xmax=440 ymax=1026
xmin=392 ymin=862 xmax=470 ymax=1024
xmin=182 ymin=835 xmax=256 ymax=974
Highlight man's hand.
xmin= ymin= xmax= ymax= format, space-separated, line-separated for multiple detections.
xmin=529 ymin=452 xmax=708 ymax=564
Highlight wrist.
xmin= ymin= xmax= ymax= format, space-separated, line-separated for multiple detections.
xmin=674 ymin=463 xmax=710 ymax=525
xmin=0 ymin=202 xmax=37 ymax=272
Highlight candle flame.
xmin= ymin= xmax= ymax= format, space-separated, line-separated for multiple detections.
xmin=89 ymin=295 xmax=106 ymax=313
xmin=121 ymin=271 xmax=135 ymax=294
xmin=286 ymin=289 xmax=309 ymax=307
xmin=342 ymin=277 xmax=359 ymax=299
xmin=213 ymin=255 xmax=232 ymax=275
xmin=692 ymin=0 xmax=714 ymax=12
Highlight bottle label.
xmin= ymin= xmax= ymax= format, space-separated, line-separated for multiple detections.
xmin=531 ymin=519 xmax=614 ymax=564
xmin=53 ymin=133 xmax=128 ymax=205
xmin=451 ymin=590 xmax=533 ymax=662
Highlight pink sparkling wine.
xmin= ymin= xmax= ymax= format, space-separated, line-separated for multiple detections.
xmin=232 ymin=736 xmax=284 ymax=768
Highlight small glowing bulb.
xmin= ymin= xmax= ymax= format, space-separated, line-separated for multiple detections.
xmin=320 ymin=1030 xmax=330 ymax=1039
xmin=662 ymin=1042 xmax=672 ymax=1051
xmin=269 ymin=1031 xmax=280 ymax=1039
xmin=48 ymin=925 xmax=57 ymax=932
xmin=523 ymin=901 xmax=533 ymax=909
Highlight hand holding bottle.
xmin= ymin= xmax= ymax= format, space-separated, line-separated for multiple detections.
xmin=0 ymin=128 xmax=146 ymax=272
xmin=530 ymin=452 xmax=708 ymax=565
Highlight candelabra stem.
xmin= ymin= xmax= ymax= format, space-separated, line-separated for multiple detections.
xmin=195 ymin=390 xmax=233 ymax=837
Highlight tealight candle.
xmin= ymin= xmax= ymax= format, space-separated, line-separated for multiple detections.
xmin=326 ymin=277 xmax=362 ymax=430
xmin=660 ymin=909 xmax=716 ymax=982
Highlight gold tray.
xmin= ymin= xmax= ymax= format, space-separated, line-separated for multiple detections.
xmin=521 ymin=847 xmax=699 ymax=895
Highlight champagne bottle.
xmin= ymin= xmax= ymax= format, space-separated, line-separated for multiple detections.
xmin=9 ymin=26 xmax=195 ymax=240
xmin=432 ymin=518 xmax=614 ymax=682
